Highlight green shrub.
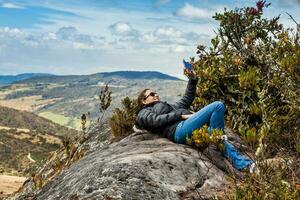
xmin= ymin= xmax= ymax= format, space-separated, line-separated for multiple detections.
xmin=188 ymin=1 xmax=299 ymax=198
xmin=192 ymin=0 xmax=299 ymax=155
xmin=108 ymin=97 xmax=138 ymax=141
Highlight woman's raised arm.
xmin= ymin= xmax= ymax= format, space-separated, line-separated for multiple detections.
xmin=171 ymin=77 xmax=199 ymax=109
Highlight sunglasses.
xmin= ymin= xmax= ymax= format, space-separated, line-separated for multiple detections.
xmin=144 ymin=92 xmax=158 ymax=100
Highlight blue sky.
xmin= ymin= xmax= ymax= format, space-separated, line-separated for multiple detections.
xmin=0 ymin=0 xmax=299 ymax=79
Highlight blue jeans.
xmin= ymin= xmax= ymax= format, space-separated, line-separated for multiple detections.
xmin=174 ymin=101 xmax=253 ymax=170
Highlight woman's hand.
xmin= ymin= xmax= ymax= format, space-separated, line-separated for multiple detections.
xmin=181 ymin=114 xmax=193 ymax=120
xmin=184 ymin=68 xmax=197 ymax=80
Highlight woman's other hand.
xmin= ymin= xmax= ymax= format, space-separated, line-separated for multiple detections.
xmin=181 ymin=114 xmax=193 ymax=120
xmin=184 ymin=68 xmax=197 ymax=80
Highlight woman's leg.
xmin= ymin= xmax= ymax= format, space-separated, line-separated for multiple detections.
xmin=174 ymin=101 xmax=225 ymax=144
xmin=174 ymin=101 xmax=253 ymax=170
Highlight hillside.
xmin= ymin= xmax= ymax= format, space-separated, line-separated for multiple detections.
xmin=0 ymin=106 xmax=78 ymax=177
xmin=0 ymin=106 xmax=75 ymax=136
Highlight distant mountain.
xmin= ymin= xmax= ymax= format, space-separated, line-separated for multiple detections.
xmin=99 ymin=71 xmax=181 ymax=80
xmin=15 ymin=71 xmax=182 ymax=85
xmin=0 ymin=73 xmax=53 ymax=86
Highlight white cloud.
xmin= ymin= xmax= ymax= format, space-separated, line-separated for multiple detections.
xmin=0 ymin=26 xmax=104 ymax=51
xmin=174 ymin=45 xmax=188 ymax=53
xmin=107 ymin=23 xmax=210 ymax=52
xmin=109 ymin=22 xmax=139 ymax=37
xmin=0 ymin=27 xmax=109 ymax=75
xmin=154 ymin=26 xmax=182 ymax=38
xmin=0 ymin=25 xmax=207 ymax=79
xmin=175 ymin=3 xmax=213 ymax=20
xmin=0 ymin=3 xmax=24 ymax=9
xmin=0 ymin=27 xmax=25 ymax=37
xmin=0 ymin=24 xmax=207 ymax=53
xmin=56 ymin=27 xmax=94 ymax=44
xmin=139 ymin=26 xmax=209 ymax=48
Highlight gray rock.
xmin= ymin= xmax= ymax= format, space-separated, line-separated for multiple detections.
xmin=11 ymin=125 xmax=252 ymax=200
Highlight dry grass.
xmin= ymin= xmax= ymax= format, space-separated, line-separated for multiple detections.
xmin=0 ymin=126 xmax=30 ymax=133
xmin=40 ymin=134 xmax=62 ymax=145
xmin=12 ymin=133 xmax=32 ymax=140
xmin=0 ymin=95 xmax=61 ymax=112
xmin=0 ymin=175 xmax=27 ymax=198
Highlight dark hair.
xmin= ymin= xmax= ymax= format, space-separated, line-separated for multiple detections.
xmin=137 ymin=88 xmax=150 ymax=112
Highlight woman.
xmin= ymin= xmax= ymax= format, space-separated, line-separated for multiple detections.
xmin=135 ymin=68 xmax=255 ymax=172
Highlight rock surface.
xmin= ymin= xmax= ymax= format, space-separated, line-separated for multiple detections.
xmin=9 ymin=124 xmax=252 ymax=200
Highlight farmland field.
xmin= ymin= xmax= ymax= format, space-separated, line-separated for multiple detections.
xmin=38 ymin=111 xmax=70 ymax=126
xmin=38 ymin=111 xmax=82 ymax=130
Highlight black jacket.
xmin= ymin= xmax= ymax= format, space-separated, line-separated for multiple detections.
xmin=135 ymin=77 xmax=199 ymax=141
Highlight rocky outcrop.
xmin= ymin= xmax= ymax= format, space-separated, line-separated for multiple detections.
xmin=10 ymin=124 xmax=252 ymax=200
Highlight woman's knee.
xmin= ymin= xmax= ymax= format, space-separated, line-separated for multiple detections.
xmin=213 ymin=101 xmax=226 ymax=112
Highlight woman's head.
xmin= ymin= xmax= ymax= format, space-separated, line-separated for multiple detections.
xmin=137 ymin=88 xmax=160 ymax=109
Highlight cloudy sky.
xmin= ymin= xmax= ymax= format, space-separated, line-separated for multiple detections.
xmin=0 ymin=0 xmax=299 ymax=79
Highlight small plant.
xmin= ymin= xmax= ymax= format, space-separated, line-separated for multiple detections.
xmin=99 ymin=84 xmax=112 ymax=115
xmin=186 ymin=125 xmax=225 ymax=152
xmin=211 ymin=128 xmax=225 ymax=152
xmin=81 ymin=113 xmax=87 ymax=133
xmin=31 ymin=173 xmax=43 ymax=189
xmin=108 ymin=96 xmax=138 ymax=141
xmin=186 ymin=125 xmax=211 ymax=150
xmin=62 ymin=136 xmax=71 ymax=158
xmin=52 ymin=157 xmax=63 ymax=171
xmin=94 ymin=83 xmax=112 ymax=128
xmin=79 ymin=84 xmax=112 ymax=142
